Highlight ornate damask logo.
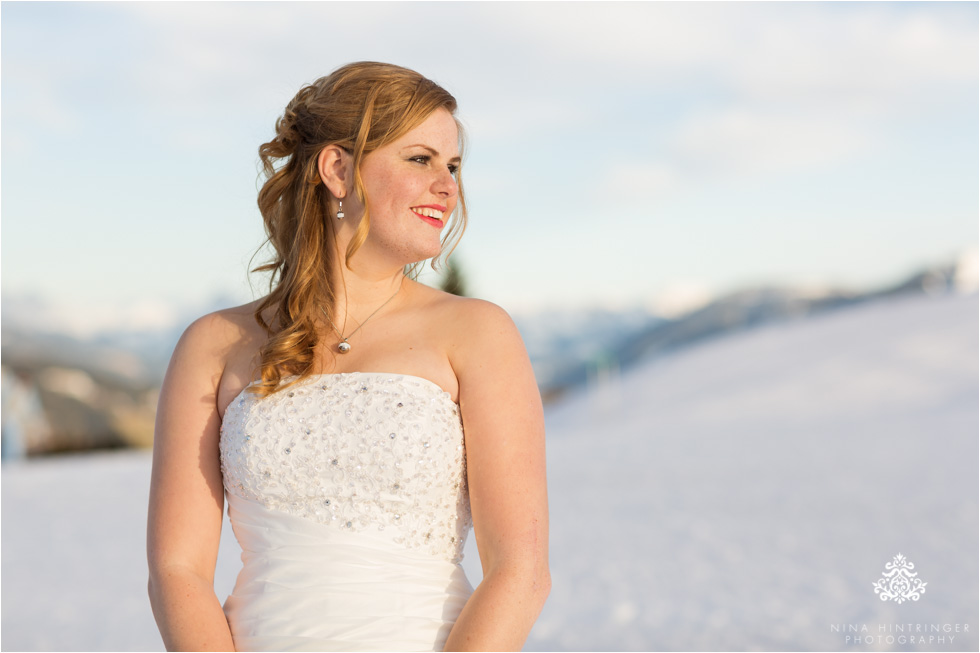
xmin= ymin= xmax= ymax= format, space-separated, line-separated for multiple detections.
xmin=873 ymin=553 xmax=927 ymax=603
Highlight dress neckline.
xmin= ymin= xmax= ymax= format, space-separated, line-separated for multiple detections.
xmin=223 ymin=371 xmax=457 ymax=421
xmin=296 ymin=372 xmax=453 ymax=399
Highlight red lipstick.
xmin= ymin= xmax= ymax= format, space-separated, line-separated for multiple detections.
xmin=411 ymin=205 xmax=447 ymax=228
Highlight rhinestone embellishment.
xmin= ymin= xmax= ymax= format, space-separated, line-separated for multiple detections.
xmin=219 ymin=373 xmax=470 ymax=563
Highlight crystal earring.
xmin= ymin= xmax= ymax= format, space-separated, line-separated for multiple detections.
xmin=336 ymin=200 xmax=344 ymax=220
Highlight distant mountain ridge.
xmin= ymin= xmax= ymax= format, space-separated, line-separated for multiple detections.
xmin=519 ymin=251 xmax=977 ymax=400
xmin=1 ymin=251 xmax=975 ymax=456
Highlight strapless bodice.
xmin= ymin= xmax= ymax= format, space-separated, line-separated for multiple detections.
xmin=218 ymin=373 xmax=474 ymax=651
xmin=219 ymin=372 xmax=471 ymax=563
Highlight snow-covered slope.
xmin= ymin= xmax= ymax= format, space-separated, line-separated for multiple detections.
xmin=2 ymin=291 xmax=976 ymax=651
xmin=523 ymin=291 xmax=978 ymax=651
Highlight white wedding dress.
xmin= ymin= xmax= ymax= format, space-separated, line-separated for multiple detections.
xmin=219 ymin=372 xmax=474 ymax=651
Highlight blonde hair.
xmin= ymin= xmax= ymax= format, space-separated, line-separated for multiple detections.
xmin=251 ymin=61 xmax=466 ymax=396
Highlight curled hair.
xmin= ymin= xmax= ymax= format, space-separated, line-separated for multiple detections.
xmin=250 ymin=62 xmax=467 ymax=396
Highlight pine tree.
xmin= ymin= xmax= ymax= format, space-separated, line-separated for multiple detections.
xmin=440 ymin=256 xmax=467 ymax=297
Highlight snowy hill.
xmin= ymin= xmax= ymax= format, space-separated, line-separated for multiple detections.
xmin=1 ymin=291 xmax=976 ymax=651
xmin=525 ymin=290 xmax=978 ymax=650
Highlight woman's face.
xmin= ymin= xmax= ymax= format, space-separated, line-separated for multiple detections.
xmin=355 ymin=108 xmax=460 ymax=265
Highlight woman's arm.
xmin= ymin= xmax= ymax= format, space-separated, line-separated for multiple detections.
xmin=147 ymin=314 xmax=237 ymax=651
xmin=444 ymin=301 xmax=551 ymax=652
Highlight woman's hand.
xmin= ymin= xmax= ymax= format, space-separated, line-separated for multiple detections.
xmin=147 ymin=313 xmax=238 ymax=651
xmin=444 ymin=300 xmax=551 ymax=651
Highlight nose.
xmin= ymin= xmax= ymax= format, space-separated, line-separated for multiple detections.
xmin=432 ymin=167 xmax=458 ymax=198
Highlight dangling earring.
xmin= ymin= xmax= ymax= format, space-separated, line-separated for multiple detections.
xmin=336 ymin=200 xmax=344 ymax=220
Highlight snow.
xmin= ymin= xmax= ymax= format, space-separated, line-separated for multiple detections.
xmin=2 ymin=292 xmax=977 ymax=651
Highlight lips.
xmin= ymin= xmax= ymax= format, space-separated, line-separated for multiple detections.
xmin=411 ymin=205 xmax=446 ymax=227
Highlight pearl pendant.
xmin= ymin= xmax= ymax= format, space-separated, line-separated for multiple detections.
xmin=337 ymin=341 xmax=351 ymax=354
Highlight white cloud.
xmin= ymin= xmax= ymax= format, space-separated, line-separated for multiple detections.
xmin=601 ymin=106 xmax=871 ymax=203
xmin=647 ymin=281 xmax=714 ymax=318
xmin=3 ymin=2 xmax=976 ymax=312
xmin=491 ymin=3 xmax=977 ymax=97
xmin=671 ymin=108 xmax=871 ymax=176
xmin=9 ymin=3 xmax=973 ymax=155
xmin=602 ymin=162 xmax=682 ymax=201
xmin=727 ymin=9 xmax=977 ymax=115
xmin=462 ymin=97 xmax=591 ymax=141
xmin=2 ymin=63 xmax=80 ymax=153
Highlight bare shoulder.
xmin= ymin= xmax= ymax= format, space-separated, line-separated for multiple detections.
xmin=414 ymin=294 xmax=526 ymax=386
xmin=409 ymin=282 xmax=523 ymax=352
xmin=443 ymin=295 xmax=516 ymax=331
xmin=449 ymin=297 xmax=522 ymax=349
xmin=175 ymin=299 xmax=265 ymax=360
xmin=165 ymin=299 xmax=268 ymax=400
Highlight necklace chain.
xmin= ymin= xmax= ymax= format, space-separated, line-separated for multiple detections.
xmin=321 ymin=281 xmax=402 ymax=354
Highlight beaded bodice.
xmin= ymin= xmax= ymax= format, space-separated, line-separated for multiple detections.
xmin=219 ymin=372 xmax=471 ymax=563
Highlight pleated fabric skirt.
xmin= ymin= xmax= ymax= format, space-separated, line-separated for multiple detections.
xmin=223 ymin=494 xmax=473 ymax=652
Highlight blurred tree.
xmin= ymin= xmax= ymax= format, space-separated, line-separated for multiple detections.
xmin=440 ymin=256 xmax=468 ymax=297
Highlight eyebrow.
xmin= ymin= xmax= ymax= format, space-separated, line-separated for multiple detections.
xmin=403 ymin=144 xmax=462 ymax=165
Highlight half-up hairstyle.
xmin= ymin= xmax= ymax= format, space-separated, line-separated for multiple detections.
xmin=251 ymin=61 xmax=467 ymax=396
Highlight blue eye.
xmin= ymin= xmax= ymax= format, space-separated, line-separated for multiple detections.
xmin=409 ymin=155 xmax=430 ymax=164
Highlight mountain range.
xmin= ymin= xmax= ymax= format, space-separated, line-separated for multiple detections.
xmin=1 ymin=248 xmax=975 ymax=456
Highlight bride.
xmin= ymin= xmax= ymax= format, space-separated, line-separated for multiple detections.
xmin=146 ymin=62 xmax=550 ymax=651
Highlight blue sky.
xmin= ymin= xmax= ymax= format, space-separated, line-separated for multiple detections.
xmin=2 ymin=2 xmax=977 ymax=335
